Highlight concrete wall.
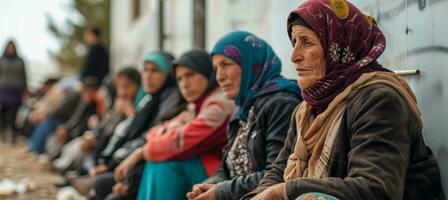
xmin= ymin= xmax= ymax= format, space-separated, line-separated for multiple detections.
xmin=351 ymin=0 xmax=448 ymax=195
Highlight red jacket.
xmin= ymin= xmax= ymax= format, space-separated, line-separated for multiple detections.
xmin=143 ymin=87 xmax=235 ymax=176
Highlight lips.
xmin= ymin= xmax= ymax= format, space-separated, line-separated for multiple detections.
xmin=296 ymin=68 xmax=310 ymax=76
xmin=221 ymin=84 xmax=233 ymax=90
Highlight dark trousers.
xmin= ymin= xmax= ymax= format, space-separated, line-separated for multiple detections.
xmin=0 ymin=105 xmax=19 ymax=142
xmin=93 ymin=172 xmax=116 ymax=200
xmin=92 ymin=172 xmax=138 ymax=200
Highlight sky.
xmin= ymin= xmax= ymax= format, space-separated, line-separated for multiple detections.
xmin=0 ymin=0 xmax=74 ymax=89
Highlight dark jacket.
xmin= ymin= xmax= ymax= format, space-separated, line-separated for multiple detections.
xmin=63 ymin=100 xmax=97 ymax=140
xmin=246 ymin=84 xmax=445 ymax=200
xmin=92 ymin=110 xmax=126 ymax=161
xmin=205 ymin=91 xmax=301 ymax=200
xmin=47 ymin=91 xmax=81 ymax=120
xmin=80 ymin=43 xmax=109 ymax=83
xmin=98 ymin=86 xmax=184 ymax=170
xmin=0 ymin=56 xmax=27 ymax=105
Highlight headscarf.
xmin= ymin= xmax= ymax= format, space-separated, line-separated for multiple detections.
xmin=2 ymin=40 xmax=18 ymax=58
xmin=173 ymin=49 xmax=218 ymax=112
xmin=287 ymin=0 xmax=390 ymax=109
xmin=144 ymin=51 xmax=171 ymax=77
xmin=143 ymin=51 xmax=177 ymax=94
xmin=211 ymin=31 xmax=301 ymax=121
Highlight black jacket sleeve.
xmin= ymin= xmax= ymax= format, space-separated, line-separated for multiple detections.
xmin=215 ymin=94 xmax=299 ymax=200
xmin=242 ymin=106 xmax=300 ymax=198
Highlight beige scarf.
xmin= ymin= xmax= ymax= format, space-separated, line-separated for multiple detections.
xmin=283 ymin=71 xmax=421 ymax=180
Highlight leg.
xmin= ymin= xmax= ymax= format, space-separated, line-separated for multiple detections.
xmin=27 ymin=118 xmax=63 ymax=154
xmin=137 ymin=158 xmax=208 ymax=200
xmin=53 ymin=137 xmax=83 ymax=171
xmin=0 ymin=106 xmax=6 ymax=141
xmin=93 ymin=172 xmax=116 ymax=200
xmin=6 ymin=105 xmax=19 ymax=142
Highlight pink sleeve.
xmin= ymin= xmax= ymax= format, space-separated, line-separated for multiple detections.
xmin=144 ymin=102 xmax=230 ymax=161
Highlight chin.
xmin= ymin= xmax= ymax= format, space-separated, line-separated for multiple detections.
xmin=297 ymin=79 xmax=313 ymax=90
xmin=223 ymin=92 xmax=237 ymax=100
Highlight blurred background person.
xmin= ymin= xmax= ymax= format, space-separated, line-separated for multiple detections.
xmin=0 ymin=40 xmax=28 ymax=143
xmin=80 ymin=27 xmax=109 ymax=83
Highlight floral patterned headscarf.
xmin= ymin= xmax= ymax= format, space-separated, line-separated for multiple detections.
xmin=288 ymin=0 xmax=390 ymax=109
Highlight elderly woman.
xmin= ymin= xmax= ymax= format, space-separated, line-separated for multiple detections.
xmin=245 ymin=0 xmax=444 ymax=200
xmin=187 ymin=31 xmax=302 ymax=200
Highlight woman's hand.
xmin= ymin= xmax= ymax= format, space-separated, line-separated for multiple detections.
xmin=250 ymin=183 xmax=286 ymax=200
xmin=117 ymin=98 xmax=135 ymax=117
xmin=81 ymin=132 xmax=97 ymax=153
xmin=89 ymin=164 xmax=108 ymax=177
xmin=112 ymin=182 xmax=129 ymax=196
xmin=55 ymin=126 xmax=69 ymax=143
xmin=88 ymin=115 xmax=99 ymax=129
xmin=186 ymin=184 xmax=216 ymax=200
xmin=113 ymin=148 xmax=143 ymax=181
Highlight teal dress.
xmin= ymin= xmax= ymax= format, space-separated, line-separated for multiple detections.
xmin=137 ymin=158 xmax=208 ymax=200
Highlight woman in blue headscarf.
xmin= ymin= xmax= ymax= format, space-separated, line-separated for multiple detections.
xmin=187 ymin=31 xmax=302 ymax=200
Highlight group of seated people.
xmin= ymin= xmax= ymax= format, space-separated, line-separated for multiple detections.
xmin=19 ymin=0 xmax=444 ymax=199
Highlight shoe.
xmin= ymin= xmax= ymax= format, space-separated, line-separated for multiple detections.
xmin=54 ymin=179 xmax=70 ymax=188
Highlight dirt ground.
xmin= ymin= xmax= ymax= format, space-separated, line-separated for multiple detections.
xmin=0 ymin=140 xmax=62 ymax=200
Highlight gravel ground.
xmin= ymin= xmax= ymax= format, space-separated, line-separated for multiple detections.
xmin=0 ymin=140 xmax=63 ymax=200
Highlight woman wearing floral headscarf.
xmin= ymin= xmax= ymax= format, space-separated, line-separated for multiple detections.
xmin=245 ymin=0 xmax=444 ymax=199
xmin=187 ymin=31 xmax=302 ymax=200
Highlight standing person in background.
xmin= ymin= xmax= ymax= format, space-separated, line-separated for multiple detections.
xmin=80 ymin=27 xmax=109 ymax=83
xmin=0 ymin=40 xmax=28 ymax=143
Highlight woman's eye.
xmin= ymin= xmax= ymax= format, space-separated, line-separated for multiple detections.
xmin=302 ymin=38 xmax=313 ymax=46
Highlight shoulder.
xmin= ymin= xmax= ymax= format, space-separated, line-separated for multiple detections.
xmin=161 ymin=86 xmax=180 ymax=100
xmin=202 ymin=87 xmax=235 ymax=112
xmin=346 ymin=83 xmax=414 ymax=126
xmin=348 ymin=84 xmax=408 ymax=110
xmin=253 ymin=91 xmax=301 ymax=114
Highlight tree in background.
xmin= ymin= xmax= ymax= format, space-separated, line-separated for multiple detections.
xmin=47 ymin=0 xmax=110 ymax=74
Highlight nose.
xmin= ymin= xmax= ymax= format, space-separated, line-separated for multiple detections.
xmin=216 ymin=66 xmax=226 ymax=84
xmin=179 ymin=78 xmax=189 ymax=90
xmin=290 ymin=43 xmax=303 ymax=65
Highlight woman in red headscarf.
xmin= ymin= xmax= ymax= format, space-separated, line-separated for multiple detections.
xmin=244 ymin=0 xmax=444 ymax=199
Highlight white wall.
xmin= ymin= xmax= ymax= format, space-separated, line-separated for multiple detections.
xmin=110 ymin=0 xmax=160 ymax=71
xmin=111 ymin=0 xmax=300 ymax=78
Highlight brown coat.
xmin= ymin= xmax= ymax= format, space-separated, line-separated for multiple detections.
xmin=245 ymin=84 xmax=444 ymax=200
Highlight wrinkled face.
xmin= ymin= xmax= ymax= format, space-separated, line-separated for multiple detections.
xmin=175 ymin=65 xmax=209 ymax=103
xmin=82 ymin=87 xmax=97 ymax=103
xmin=213 ymin=54 xmax=242 ymax=100
xmin=6 ymin=43 xmax=15 ymax=56
xmin=290 ymin=25 xmax=326 ymax=91
xmin=143 ymin=62 xmax=167 ymax=94
xmin=115 ymin=75 xmax=139 ymax=101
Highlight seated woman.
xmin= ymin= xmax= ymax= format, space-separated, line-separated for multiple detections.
xmin=245 ymin=0 xmax=444 ymax=199
xmin=90 ymin=51 xmax=185 ymax=199
xmin=187 ymin=31 xmax=302 ymax=200
xmin=45 ymin=77 xmax=105 ymax=159
xmin=51 ymin=67 xmax=141 ymax=173
xmin=109 ymin=49 xmax=235 ymax=200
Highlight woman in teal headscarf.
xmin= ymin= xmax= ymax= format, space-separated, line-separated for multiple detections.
xmin=187 ymin=31 xmax=302 ymax=200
